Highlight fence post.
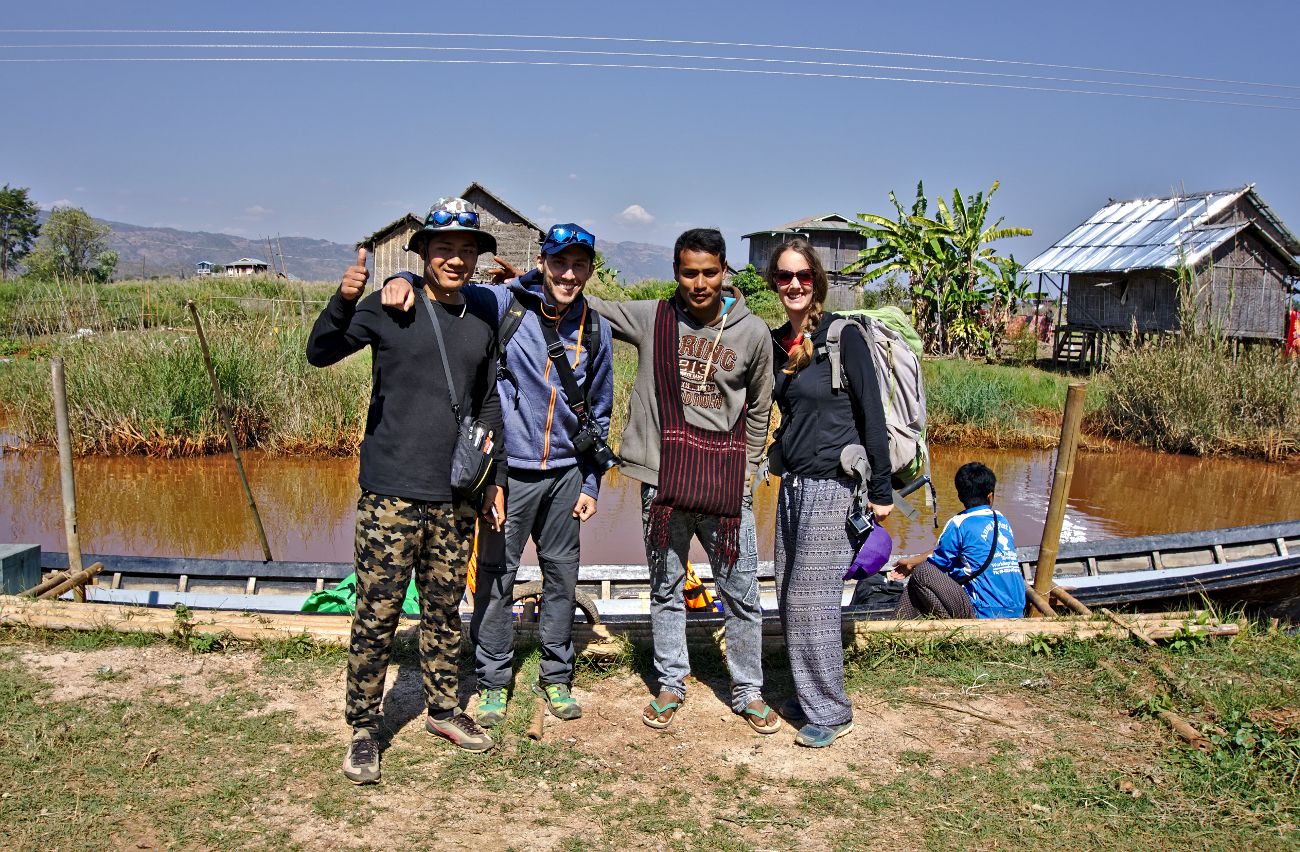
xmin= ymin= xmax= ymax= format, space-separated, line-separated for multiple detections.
xmin=51 ymin=356 xmax=86 ymax=601
xmin=1033 ymin=382 xmax=1088 ymax=600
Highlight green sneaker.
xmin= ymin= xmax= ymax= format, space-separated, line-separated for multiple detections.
xmin=534 ymin=683 xmax=583 ymax=721
xmin=475 ymin=688 xmax=508 ymax=727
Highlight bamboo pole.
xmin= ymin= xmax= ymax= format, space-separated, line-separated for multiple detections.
xmin=1100 ymin=607 xmax=1158 ymax=647
xmin=186 ymin=301 xmax=273 ymax=563
xmin=36 ymin=563 xmax=103 ymax=600
xmin=20 ymin=570 xmax=74 ymax=598
xmin=1049 ymin=586 xmax=1093 ymax=616
xmin=50 ymin=357 xmax=86 ymax=602
xmin=1023 ymin=583 xmax=1058 ymax=617
xmin=526 ymin=702 xmax=546 ymax=741
xmin=1034 ymin=382 xmax=1088 ymax=598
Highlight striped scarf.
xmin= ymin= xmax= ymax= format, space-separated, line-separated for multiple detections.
xmin=647 ymin=300 xmax=748 ymax=566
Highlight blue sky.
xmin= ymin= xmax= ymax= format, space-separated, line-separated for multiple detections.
xmin=4 ymin=0 xmax=1299 ymax=267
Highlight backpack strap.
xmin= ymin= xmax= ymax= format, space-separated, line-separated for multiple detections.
xmin=496 ymin=296 xmax=528 ymax=364
xmin=537 ymin=320 xmax=592 ymax=422
xmin=955 ymin=510 xmax=1000 ymax=587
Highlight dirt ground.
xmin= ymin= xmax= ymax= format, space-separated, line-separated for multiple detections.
xmin=10 ymin=641 xmax=1157 ymax=851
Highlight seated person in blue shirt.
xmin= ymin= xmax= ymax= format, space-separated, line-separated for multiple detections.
xmin=889 ymin=462 xmax=1026 ymax=619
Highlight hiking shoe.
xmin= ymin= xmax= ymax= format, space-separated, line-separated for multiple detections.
xmin=426 ymin=711 xmax=495 ymax=752
xmin=779 ymin=697 xmax=808 ymax=725
xmin=475 ymin=688 xmax=509 ymax=727
xmin=342 ymin=730 xmax=380 ymax=784
xmin=534 ymin=683 xmax=583 ymax=721
xmin=795 ymin=721 xmax=855 ymax=749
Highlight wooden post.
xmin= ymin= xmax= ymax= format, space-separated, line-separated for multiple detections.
xmin=51 ymin=357 xmax=86 ymax=601
xmin=186 ymin=301 xmax=274 ymax=563
xmin=1033 ymin=382 xmax=1087 ymax=599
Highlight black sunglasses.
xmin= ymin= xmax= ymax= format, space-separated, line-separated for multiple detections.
xmin=774 ymin=269 xmax=814 ymax=285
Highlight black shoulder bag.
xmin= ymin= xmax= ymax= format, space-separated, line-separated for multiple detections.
xmin=419 ymin=290 xmax=495 ymax=501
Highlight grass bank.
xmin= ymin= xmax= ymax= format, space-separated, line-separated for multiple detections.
xmin=1097 ymin=336 xmax=1300 ymax=461
xmin=0 ymin=323 xmax=369 ymax=456
xmin=0 ymin=276 xmax=336 ymax=338
xmin=1 ymin=618 xmax=1296 ymax=849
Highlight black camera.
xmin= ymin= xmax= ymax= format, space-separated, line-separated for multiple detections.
xmin=846 ymin=501 xmax=873 ymax=538
xmin=573 ymin=417 xmax=619 ymax=473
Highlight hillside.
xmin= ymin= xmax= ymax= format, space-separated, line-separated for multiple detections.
xmin=92 ymin=217 xmax=675 ymax=285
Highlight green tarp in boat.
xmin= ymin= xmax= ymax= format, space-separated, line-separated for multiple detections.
xmin=300 ymin=573 xmax=420 ymax=615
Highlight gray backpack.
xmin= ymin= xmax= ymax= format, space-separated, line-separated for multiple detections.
xmin=822 ymin=309 xmax=935 ymax=522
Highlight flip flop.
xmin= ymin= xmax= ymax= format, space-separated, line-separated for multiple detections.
xmin=642 ymin=695 xmax=682 ymax=730
xmin=742 ymin=701 xmax=782 ymax=735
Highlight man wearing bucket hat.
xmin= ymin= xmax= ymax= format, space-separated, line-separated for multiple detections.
xmin=308 ymin=196 xmax=507 ymax=783
xmin=380 ymin=221 xmax=615 ymax=728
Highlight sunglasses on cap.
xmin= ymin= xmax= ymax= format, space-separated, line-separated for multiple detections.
xmin=427 ymin=209 xmax=480 ymax=228
xmin=545 ymin=224 xmax=596 ymax=248
xmin=774 ymin=268 xmax=815 ymax=285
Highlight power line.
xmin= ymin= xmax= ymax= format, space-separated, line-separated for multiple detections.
xmin=2 ymin=27 xmax=1296 ymax=92
xmin=5 ymin=42 xmax=1298 ymax=102
xmin=3 ymin=55 xmax=1297 ymax=111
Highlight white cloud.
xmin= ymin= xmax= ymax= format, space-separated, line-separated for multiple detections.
xmin=43 ymin=199 xmax=75 ymax=210
xmin=243 ymin=205 xmax=271 ymax=219
xmin=568 ymin=173 xmax=578 ymax=180
xmin=616 ymin=204 xmax=655 ymax=226
xmin=538 ymin=204 xmax=555 ymax=215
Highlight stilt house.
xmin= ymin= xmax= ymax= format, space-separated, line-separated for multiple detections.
xmin=1023 ymin=185 xmax=1300 ymax=367
xmin=358 ymin=182 xmax=546 ymax=287
xmin=742 ymin=213 xmax=867 ymax=310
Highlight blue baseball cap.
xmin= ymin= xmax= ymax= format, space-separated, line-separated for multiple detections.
xmin=540 ymin=223 xmax=596 ymax=257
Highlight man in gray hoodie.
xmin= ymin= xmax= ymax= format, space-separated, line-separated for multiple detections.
xmin=585 ymin=228 xmax=778 ymax=734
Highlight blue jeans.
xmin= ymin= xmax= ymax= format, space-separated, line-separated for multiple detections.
xmin=640 ymin=485 xmax=764 ymax=713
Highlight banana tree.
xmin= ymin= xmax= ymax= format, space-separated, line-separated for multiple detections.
xmin=914 ymin=181 xmax=1032 ymax=355
xmin=847 ymin=182 xmax=948 ymax=350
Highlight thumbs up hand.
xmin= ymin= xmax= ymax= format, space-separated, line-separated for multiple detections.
xmin=339 ymin=247 xmax=369 ymax=301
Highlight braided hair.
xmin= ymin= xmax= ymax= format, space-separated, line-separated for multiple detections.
xmin=765 ymin=237 xmax=829 ymax=374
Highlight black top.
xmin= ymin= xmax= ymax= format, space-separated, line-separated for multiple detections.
xmin=771 ymin=314 xmax=893 ymax=504
xmin=306 ymin=288 xmax=505 ymax=502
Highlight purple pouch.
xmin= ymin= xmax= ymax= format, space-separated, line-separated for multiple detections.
xmin=844 ymin=524 xmax=894 ymax=580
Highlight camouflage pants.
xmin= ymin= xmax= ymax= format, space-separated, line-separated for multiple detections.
xmin=345 ymin=491 xmax=476 ymax=734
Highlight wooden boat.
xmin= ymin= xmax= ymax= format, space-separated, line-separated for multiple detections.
xmin=29 ymin=519 xmax=1300 ymax=623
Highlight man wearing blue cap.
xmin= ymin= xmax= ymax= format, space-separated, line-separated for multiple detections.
xmin=382 ymin=222 xmax=614 ymax=727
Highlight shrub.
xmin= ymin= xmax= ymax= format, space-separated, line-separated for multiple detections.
xmin=1097 ymin=337 xmax=1299 ymax=460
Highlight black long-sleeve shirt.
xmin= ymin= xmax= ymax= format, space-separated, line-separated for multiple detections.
xmin=771 ymin=315 xmax=893 ymax=505
xmin=306 ymin=288 xmax=505 ymax=502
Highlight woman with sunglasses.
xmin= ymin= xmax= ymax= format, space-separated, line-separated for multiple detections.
xmin=766 ymin=237 xmax=893 ymax=748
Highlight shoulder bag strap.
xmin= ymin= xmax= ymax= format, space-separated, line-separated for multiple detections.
xmin=418 ymin=289 xmax=464 ymax=421
xmin=538 ymin=319 xmax=590 ymax=420
xmin=955 ymin=510 xmax=1000 ymax=586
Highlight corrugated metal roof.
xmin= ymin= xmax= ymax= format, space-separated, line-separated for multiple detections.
xmin=1022 ymin=188 xmax=1257 ymax=274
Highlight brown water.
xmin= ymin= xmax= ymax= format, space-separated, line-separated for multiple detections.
xmin=3 ymin=435 xmax=1297 ymax=564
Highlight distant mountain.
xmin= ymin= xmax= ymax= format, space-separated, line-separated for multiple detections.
xmin=101 ymin=219 xmax=355 ymax=282
xmin=84 ymin=216 xmax=675 ymax=285
xmin=596 ymin=240 xmax=675 ymax=283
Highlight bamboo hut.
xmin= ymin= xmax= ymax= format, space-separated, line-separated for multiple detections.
xmin=742 ymin=213 xmax=867 ymax=310
xmin=358 ymin=182 xmax=546 ymax=287
xmin=1023 ymin=185 xmax=1300 ymax=367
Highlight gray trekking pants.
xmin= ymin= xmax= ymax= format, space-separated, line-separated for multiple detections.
xmin=471 ymin=465 xmax=584 ymax=689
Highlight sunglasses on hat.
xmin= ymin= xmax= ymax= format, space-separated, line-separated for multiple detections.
xmin=428 ymin=208 xmax=480 ymax=228
xmin=545 ymin=224 xmax=595 ymax=249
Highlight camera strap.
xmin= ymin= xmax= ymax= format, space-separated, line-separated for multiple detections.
xmin=538 ymin=318 xmax=592 ymax=422
xmin=955 ymin=509 xmax=1000 ymax=587
xmin=418 ymin=287 xmax=470 ymax=421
